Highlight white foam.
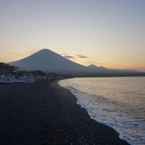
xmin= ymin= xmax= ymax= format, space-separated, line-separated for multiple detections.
xmin=59 ymin=79 xmax=145 ymax=145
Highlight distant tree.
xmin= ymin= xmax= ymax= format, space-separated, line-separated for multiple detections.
xmin=31 ymin=70 xmax=46 ymax=76
xmin=0 ymin=63 xmax=17 ymax=73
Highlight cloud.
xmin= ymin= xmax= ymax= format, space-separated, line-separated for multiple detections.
xmin=64 ymin=55 xmax=75 ymax=59
xmin=64 ymin=54 xmax=88 ymax=60
xmin=77 ymin=55 xmax=88 ymax=59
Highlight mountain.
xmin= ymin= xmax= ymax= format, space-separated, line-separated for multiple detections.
xmin=87 ymin=64 xmax=145 ymax=76
xmin=11 ymin=49 xmax=88 ymax=74
xmin=11 ymin=48 xmax=145 ymax=76
xmin=87 ymin=64 xmax=107 ymax=72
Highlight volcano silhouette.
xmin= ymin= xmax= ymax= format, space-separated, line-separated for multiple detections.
xmin=11 ymin=49 xmax=87 ymax=74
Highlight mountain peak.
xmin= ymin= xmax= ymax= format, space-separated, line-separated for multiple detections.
xmin=38 ymin=48 xmax=50 ymax=53
xmin=30 ymin=48 xmax=61 ymax=59
xmin=35 ymin=48 xmax=54 ymax=55
xmin=11 ymin=48 xmax=86 ymax=74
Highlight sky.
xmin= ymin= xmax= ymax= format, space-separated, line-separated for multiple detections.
xmin=0 ymin=0 xmax=145 ymax=70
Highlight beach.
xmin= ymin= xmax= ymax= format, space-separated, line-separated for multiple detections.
xmin=0 ymin=80 xmax=130 ymax=145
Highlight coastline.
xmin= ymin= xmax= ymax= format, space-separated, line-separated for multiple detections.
xmin=0 ymin=79 xmax=130 ymax=145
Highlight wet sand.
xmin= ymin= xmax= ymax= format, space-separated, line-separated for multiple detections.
xmin=0 ymin=80 xmax=130 ymax=145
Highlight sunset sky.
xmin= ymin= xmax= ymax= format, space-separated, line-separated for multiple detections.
xmin=0 ymin=0 xmax=145 ymax=70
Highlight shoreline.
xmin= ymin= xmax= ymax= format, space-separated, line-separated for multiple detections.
xmin=51 ymin=80 xmax=130 ymax=145
xmin=0 ymin=79 xmax=130 ymax=145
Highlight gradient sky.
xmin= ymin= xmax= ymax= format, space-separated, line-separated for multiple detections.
xmin=0 ymin=0 xmax=145 ymax=70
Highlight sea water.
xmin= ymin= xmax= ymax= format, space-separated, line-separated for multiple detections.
xmin=59 ymin=77 xmax=145 ymax=145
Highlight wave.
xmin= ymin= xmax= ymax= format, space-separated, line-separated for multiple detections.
xmin=59 ymin=78 xmax=145 ymax=145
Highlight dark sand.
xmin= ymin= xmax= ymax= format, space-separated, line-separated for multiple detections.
xmin=0 ymin=80 xmax=130 ymax=145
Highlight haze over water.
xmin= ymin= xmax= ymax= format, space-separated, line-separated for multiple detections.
xmin=60 ymin=77 xmax=145 ymax=145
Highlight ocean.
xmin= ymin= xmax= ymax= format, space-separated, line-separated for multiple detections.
xmin=59 ymin=77 xmax=145 ymax=145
